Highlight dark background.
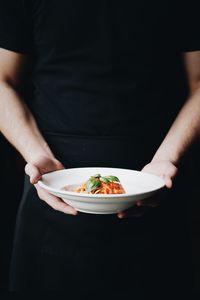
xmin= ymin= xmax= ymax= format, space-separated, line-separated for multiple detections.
xmin=0 ymin=135 xmax=25 ymax=291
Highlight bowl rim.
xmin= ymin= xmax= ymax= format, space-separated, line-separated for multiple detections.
xmin=38 ymin=167 xmax=166 ymax=198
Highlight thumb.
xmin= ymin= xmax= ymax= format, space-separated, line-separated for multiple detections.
xmin=163 ymin=175 xmax=173 ymax=189
xmin=25 ymin=163 xmax=41 ymax=184
xmin=54 ymin=159 xmax=65 ymax=170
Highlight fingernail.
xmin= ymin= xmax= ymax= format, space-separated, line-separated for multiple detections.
xmin=64 ymin=208 xmax=77 ymax=215
xmin=118 ymin=213 xmax=124 ymax=219
xmin=31 ymin=176 xmax=40 ymax=184
xmin=30 ymin=178 xmax=35 ymax=184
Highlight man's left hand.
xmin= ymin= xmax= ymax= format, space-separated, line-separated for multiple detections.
xmin=117 ymin=160 xmax=178 ymax=219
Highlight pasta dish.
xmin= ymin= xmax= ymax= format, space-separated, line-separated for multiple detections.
xmin=74 ymin=174 xmax=126 ymax=194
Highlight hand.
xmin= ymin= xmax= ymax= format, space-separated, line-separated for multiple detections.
xmin=117 ymin=160 xmax=178 ymax=219
xmin=25 ymin=155 xmax=78 ymax=215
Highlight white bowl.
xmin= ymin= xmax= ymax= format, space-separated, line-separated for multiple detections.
xmin=38 ymin=167 xmax=165 ymax=214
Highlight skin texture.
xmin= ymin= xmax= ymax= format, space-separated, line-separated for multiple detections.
xmin=0 ymin=48 xmax=200 ymax=217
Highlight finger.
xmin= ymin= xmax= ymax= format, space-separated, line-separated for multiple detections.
xmin=136 ymin=199 xmax=160 ymax=207
xmin=25 ymin=163 xmax=41 ymax=184
xmin=170 ymin=165 xmax=178 ymax=179
xmin=118 ymin=207 xmax=148 ymax=219
xmin=36 ymin=185 xmax=77 ymax=215
xmin=35 ymin=184 xmax=78 ymax=215
xmin=38 ymin=159 xmax=64 ymax=174
xmin=163 ymin=176 xmax=172 ymax=189
xmin=54 ymin=159 xmax=65 ymax=170
xmin=136 ymin=193 xmax=161 ymax=207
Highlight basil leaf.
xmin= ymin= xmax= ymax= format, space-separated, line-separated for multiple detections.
xmin=93 ymin=173 xmax=101 ymax=178
xmin=100 ymin=177 xmax=110 ymax=184
xmin=85 ymin=180 xmax=93 ymax=193
xmin=105 ymin=175 xmax=120 ymax=182
xmin=86 ymin=178 xmax=101 ymax=192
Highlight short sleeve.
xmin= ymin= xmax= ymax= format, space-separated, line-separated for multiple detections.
xmin=0 ymin=0 xmax=32 ymax=54
xmin=177 ymin=0 xmax=200 ymax=52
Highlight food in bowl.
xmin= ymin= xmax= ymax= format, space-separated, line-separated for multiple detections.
xmin=39 ymin=167 xmax=165 ymax=214
xmin=69 ymin=173 xmax=126 ymax=194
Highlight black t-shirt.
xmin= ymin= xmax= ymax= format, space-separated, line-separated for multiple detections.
xmin=0 ymin=0 xmax=199 ymax=138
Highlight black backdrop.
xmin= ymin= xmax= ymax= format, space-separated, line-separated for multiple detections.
xmin=0 ymin=135 xmax=24 ymax=291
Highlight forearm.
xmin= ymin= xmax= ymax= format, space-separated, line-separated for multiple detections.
xmin=0 ymin=81 xmax=54 ymax=162
xmin=153 ymin=87 xmax=200 ymax=165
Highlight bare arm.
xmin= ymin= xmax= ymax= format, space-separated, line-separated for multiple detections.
xmin=0 ymin=48 xmax=54 ymax=162
xmin=119 ymin=51 xmax=200 ymax=218
xmin=152 ymin=51 xmax=200 ymax=164
xmin=0 ymin=48 xmax=77 ymax=215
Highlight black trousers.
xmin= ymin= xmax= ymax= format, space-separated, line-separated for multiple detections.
xmin=9 ymin=133 xmax=192 ymax=295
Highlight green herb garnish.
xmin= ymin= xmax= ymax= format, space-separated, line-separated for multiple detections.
xmin=85 ymin=174 xmax=120 ymax=193
xmin=100 ymin=176 xmax=110 ymax=184
xmin=93 ymin=174 xmax=101 ymax=178
xmin=86 ymin=177 xmax=101 ymax=193
xmin=104 ymin=175 xmax=120 ymax=183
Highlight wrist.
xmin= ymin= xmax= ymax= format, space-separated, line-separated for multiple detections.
xmin=22 ymin=142 xmax=55 ymax=163
xmin=151 ymin=150 xmax=180 ymax=167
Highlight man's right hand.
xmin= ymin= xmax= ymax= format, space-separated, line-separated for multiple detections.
xmin=25 ymin=155 xmax=78 ymax=215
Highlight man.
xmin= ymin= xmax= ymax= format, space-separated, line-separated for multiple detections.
xmin=0 ymin=0 xmax=199 ymax=295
